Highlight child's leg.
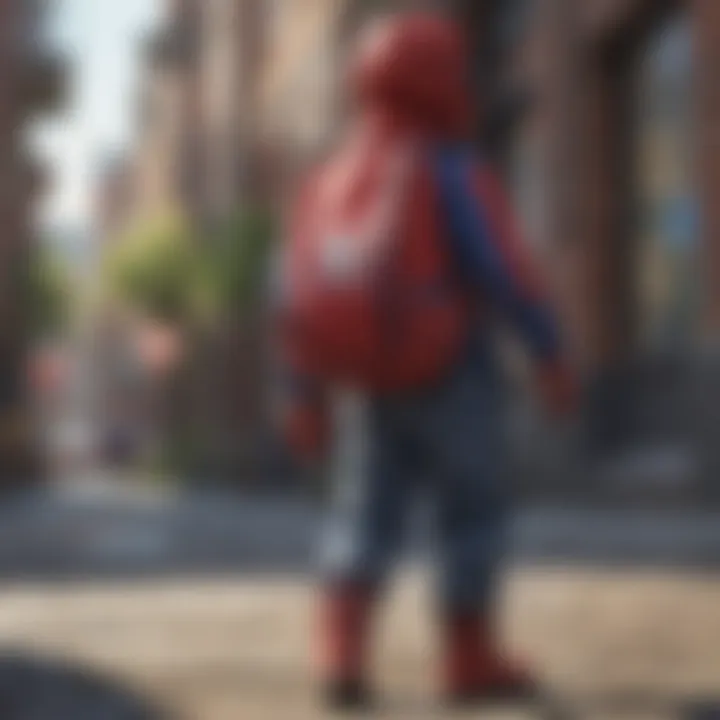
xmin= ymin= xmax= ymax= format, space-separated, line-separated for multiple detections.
xmin=316 ymin=393 xmax=415 ymax=704
xmin=423 ymin=361 xmax=535 ymax=700
xmin=319 ymin=393 xmax=414 ymax=587
xmin=429 ymin=370 xmax=508 ymax=618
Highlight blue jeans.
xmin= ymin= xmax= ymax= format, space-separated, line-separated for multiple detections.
xmin=320 ymin=339 xmax=510 ymax=611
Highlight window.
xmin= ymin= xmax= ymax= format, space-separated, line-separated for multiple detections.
xmin=633 ymin=13 xmax=698 ymax=353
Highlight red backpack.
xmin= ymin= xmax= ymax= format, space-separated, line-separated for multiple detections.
xmin=276 ymin=132 xmax=469 ymax=393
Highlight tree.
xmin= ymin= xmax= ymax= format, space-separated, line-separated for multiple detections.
xmin=105 ymin=208 xmax=275 ymax=330
xmin=188 ymin=208 xmax=276 ymax=480
xmin=199 ymin=208 xmax=276 ymax=324
xmin=105 ymin=213 xmax=199 ymax=326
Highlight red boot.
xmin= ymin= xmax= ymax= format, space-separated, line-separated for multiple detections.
xmin=442 ymin=611 xmax=538 ymax=705
xmin=317 ymin=584 xmax=375 ymax=710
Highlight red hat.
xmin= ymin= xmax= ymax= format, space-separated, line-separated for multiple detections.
xmin=350 ymin=13 xmax=473 ymax=139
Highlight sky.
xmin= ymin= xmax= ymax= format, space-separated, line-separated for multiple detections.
xmin=31 ymin=0 xmax=164 ymax=235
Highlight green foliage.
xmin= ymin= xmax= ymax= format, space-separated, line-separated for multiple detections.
xmin=105 ymin=208 xmax=275 ymax=329
xmin=105 ymin=213 xmax=199 ymax=325
xmin=26 ymin=244 xmax=72 ymax=339
xmin=199 ymin=208 xmax=276 ymax=322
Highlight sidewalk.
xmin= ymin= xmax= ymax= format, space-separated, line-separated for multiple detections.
xmin=1 ymin=569 xmax=719 ymax=719
xmin=1 ymin=487 xmax=720 ymax=716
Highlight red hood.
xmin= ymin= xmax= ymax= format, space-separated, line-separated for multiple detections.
xmin=350 ymin=13 xmax=473 ymax=140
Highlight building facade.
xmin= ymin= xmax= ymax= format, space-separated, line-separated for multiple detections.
xmin=476 ymin=0 xmax=718 ymax=367
xmin=121 ymin=0 xmax=720 ymax=496
xmin=133 ymin=0 xmax=267 ymax=226
xmin=126 ymin=0 xmax=203 ymax=226
xmin=0 ymin=0 xmax=64 ymax=487
xmin=458 ymin=0 xmax=720 ymax=502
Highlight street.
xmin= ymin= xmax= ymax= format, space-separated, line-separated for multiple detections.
xmin=3 ymin=483 xmax=720 ymax=579
xmin=0 ymin=486 xmax=720 ymax=718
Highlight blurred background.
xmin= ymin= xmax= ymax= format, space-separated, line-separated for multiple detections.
xmin=1 ymin=0 xmax=719 ymax=717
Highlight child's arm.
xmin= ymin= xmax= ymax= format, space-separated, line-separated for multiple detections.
xmin=270 ymin=171 xmax=331 ymax=461
xmin=434 ymin=148 xmax=577 ymax=415
xmin=271 ymin=365 xmax=329 ymax=463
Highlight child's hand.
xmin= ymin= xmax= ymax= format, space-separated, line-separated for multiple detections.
xmin=271 ymin=364 xmax=329 ymax=465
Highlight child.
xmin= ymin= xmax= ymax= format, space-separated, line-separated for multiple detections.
xmin=274 ymin=12 xmax=577 ymax=710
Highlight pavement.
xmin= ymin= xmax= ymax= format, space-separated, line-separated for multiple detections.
xmin=0 ymin=483 xmax=720 ymax=718
xmin=2 ymin=570 xmax=720 ymax=719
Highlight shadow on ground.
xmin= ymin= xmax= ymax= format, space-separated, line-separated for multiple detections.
xmin=0 ymin=651 xmax=167 ymax=720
